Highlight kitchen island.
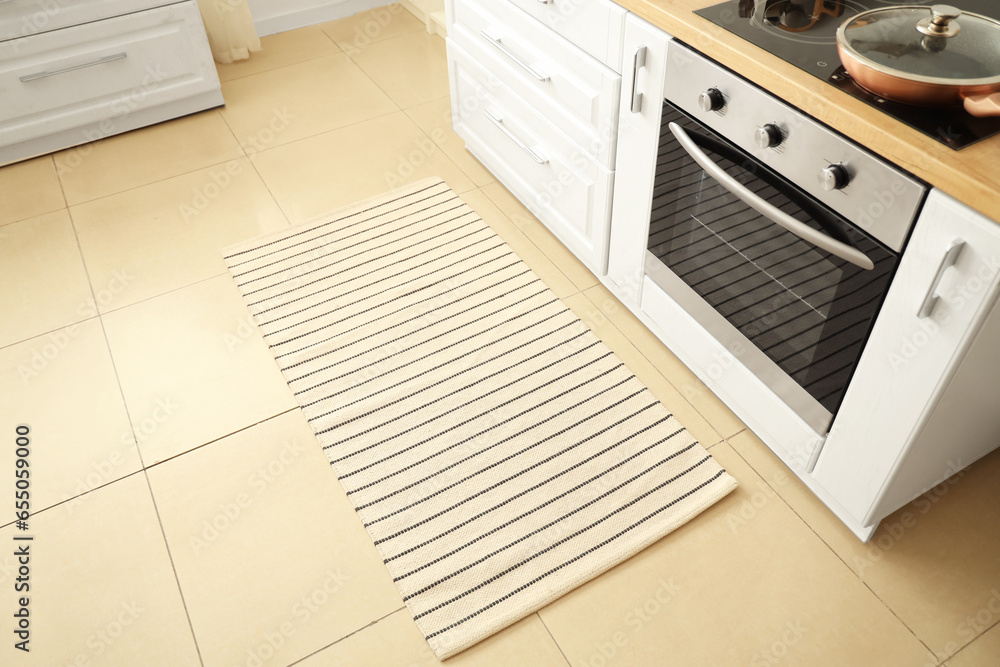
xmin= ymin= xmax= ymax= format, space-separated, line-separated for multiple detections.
xmin=616 ymin=0 xmax=1000 ymax=224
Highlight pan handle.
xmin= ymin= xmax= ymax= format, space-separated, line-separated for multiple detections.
xmin=668 ymin=122 xmax=875 ymax=271
xmin=964 ymin=93 xmax=1000 ymax=118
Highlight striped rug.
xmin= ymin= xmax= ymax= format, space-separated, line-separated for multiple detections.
xmin=223 ymin=178 xmax=737 ymax=659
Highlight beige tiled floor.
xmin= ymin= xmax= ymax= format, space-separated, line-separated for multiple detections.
xmin=1 ymin=8 xmax=997 ymax=667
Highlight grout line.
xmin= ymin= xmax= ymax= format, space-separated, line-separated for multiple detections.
xmin=285 ymin=606 xmax=407 ymax=665
xmin=0 ymin=314 xmax=99 ymax=353
xmin=141 ymin=468 xmax=207 ymax=666
xmin=95 ymin=270 xmax=230 ymax=317
xmin=61 ymin=153 xmax=248 ymax=209
xmin=213 ymin=106 xmax=249 ymax=158
xmin=944 ymin=616 xmax=1000 ymax=664
xmin=536 ymin=612 xmax=574 ymax=667
xmin=74 ymin=197 xmax=206 ymax=664
xmin=726 ymin=444 xmax=940 ymax=662
xmin=48 ymin=153 xmax=70 ymax=209
xmin=216 ymin=49 xmax=344 ymax=84
xmin=234 ymin=105 xmax=401 ymax=178
xmin=65 ymin=195 xmax=205 ymax=664
xmin=141 ymin=406 xmax=301 ymax=473
xmin=0 ymin=469 xmax=146 ymax=529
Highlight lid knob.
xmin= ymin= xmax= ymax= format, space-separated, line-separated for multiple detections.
xmin=917 ymin=5 xmax=961 ymax=37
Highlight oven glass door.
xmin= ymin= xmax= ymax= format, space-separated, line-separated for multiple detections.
xmin=647 ymin=102 xmax=898 ymax=423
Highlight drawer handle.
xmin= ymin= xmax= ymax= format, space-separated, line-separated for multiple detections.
xmin=479 ymin=30 xmax=550 ymax=82
xmin=918 ymin=239 xmax=965 ymax=319
xmin=483 ymin=109 xmax=548 ymax=164
xmin=19 ymin=52 xmax=128 ymax=82
xmin=536 ymin=0 xmax=553 ymax=3
xmin=630 ymin=46 xmax=647 ymax=113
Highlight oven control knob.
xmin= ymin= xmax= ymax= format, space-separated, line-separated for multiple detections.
xmin=698 ymin=88 xmax=726 ymax=112
xmin=755 ymin=124 xmax=783 ymax=148
xmin=821 ymin=163 xmax=850 ymax=191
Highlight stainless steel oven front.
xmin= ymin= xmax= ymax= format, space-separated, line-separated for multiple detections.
xmin=647 ymin=100 xmax=900 ymax=435
xmin=608 ymin=37 xmax=927 ymax=469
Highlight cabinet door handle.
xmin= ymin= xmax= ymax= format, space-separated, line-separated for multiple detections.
xmin=19 ymin=52 xmax=128 ymax=82
xmin=918 ymin=239 xmax=965 ymax=319
xmin=482 ymin=109 xmax=548 ymax=164
xmin=630 ymin=46 xmax=648 ymax=113
xmin=479 ymin=30 xmax=549 ymax=82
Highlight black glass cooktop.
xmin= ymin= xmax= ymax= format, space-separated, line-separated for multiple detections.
xmin=695 ymin=0 xmax=1000 ymax=149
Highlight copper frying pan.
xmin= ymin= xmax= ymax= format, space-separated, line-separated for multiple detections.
xmin=836 ymin=4 xmax=1000 ymax=117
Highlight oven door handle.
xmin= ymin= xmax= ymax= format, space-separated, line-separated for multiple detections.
xmin=668 ymin=122 xmax=875 ymax=271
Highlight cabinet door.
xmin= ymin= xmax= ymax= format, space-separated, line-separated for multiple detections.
xmin=605 ymin=15 xmax=670 ymax=308
xmin=814 ymin=189 xmax=1000 ymax=526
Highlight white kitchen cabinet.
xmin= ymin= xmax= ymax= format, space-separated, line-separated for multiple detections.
xmin=448 ymin=39 xmax=614 ymax=271
xmin=814 ymin=189 xmax=1000 ymax=530
xmin=504 ymin=0 xmax=626 ymax=71
xmin=446 ymin=0 xmax=623 ymax=276
xmin=606 ymin=13 xmax=671 ymax=308
xmin=0 ymin=0 xmax=222 ymax=166
xmin=449 ymin=0 xmax=620 ymax=168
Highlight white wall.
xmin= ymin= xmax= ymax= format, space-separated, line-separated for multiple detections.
xmin=248 ymin=0 xmax=391 ymax=36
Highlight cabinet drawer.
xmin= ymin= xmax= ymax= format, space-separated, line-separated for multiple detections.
xmin=0 ymin=1 xmax=219 ymax=147
xmin=449 ymin=0 xmax=620 ymax=169
xmin=504 ymin=0 xmax=626 ymax=71
xmin=448 ymin=38 xmax=613 ymax=274
xmin=0 ymin=0 xmax=179 ymax=42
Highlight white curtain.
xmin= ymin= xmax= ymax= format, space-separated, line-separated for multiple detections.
xmin=196 ymin=0 xmax=262 ymax=64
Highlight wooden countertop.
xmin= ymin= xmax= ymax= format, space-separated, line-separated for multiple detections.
xmin=616 ymin=0 xmax=1000 ymax=223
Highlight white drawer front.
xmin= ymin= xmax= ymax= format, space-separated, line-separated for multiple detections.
xmin=504 ymin=0 xmax=626 ymax=71
xmin=448 ymin=38 xmax=613 ymax=274
xmin=450 ymin=0 xmax=620 ymax=168
xmin=0 ymin=1 xmax=220 ymax=147
xmin=0 ymin=0 xmax=179 ymax=42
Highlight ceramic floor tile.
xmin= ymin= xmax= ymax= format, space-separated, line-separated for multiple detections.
xmin=216 ymin=25 xmax=341 ymax=82
xmin=251 ymin=112 xmax=475 ymax=224
xmin=560 ymin=293 xmax=723 ymax=450
xmin=0 ymin=210 xmax=92 ymax=348
xmin=146 ymin=410 xmax=403 ymax=667
xmin=0 ymin=155 xmax=65 ymax=226
xmin=54 ymin=111 xmax=244 ymax=205
xmin=405 ymin=97 xmax=495 ymax=187
xmin=949 ymin=621 xmax=1000 ymax=667
xmin=538 ymin=442 xmax=936 ymax=666
xmin=481 ymin=181 xmax=600 ymax=293
xmin=321 ymin=4 xmax=425 ymax=55
xmin=583 ymin=283 xmax=748 ymax=440
xmin=730 ymin=428 xmax=1000 ymax=662
xmin=295 ymin=609 xmax=569 ymax=666
xmin=0 ymin=474 xmax=200 ymax=666
xmin=71 ymin=157 xmax=287 ymax=312
xmin=348 ymin=30 xmax=450 ymax=109
xmin=459 ymin=188 xmax=578 ymax=300
xmin=101 ymin=274 xmax=298 ymax=465
xmin=219 ymin=54 xmax=398 ymax=152
xmin=0 ymin=320 xmax=141 ymax=518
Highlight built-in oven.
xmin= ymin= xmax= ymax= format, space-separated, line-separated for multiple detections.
xmin=607 ymin=31 xmax=927 ymax=471
xmin=646 ymin=101 xmax=898 ymax=436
